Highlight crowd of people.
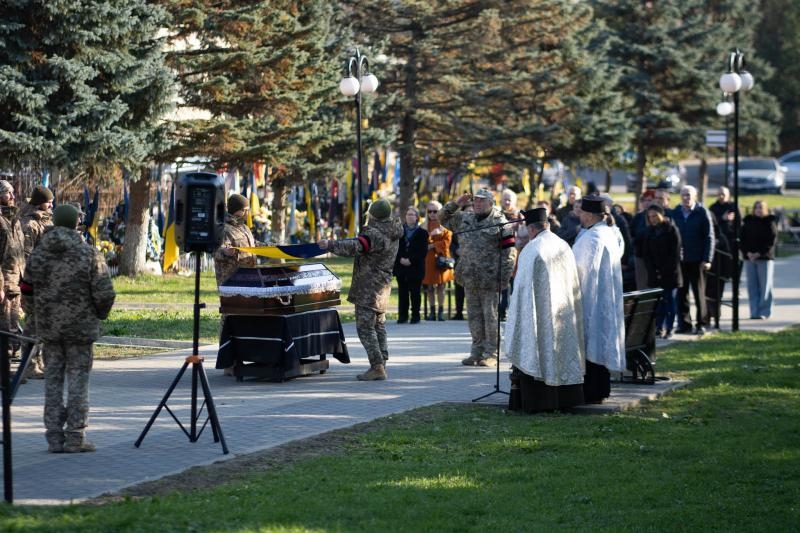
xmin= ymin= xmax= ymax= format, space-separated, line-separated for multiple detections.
xmin=0 ymin=181 xmax=116 ymax=453
xmin=0 ymin=175 xmax=781 ymax=454
xmin=341 ymin=180 xmax=777 ymax=411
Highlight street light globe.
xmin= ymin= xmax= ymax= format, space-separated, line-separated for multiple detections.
xmin=716 ymin=101 xmax=734 ymax=116
xmin=339 ymin=76 xmax=360 ymax=96
xmin=719 ymin=72 xmax=742 ymax=93
xmin=739 ymin=70 xmax=754 ymax=91
xmin=360 ymin=73 xmax=379 ymax=93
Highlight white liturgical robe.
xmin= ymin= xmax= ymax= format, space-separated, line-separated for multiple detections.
xmin=572 ymin=221 xmax=626 ymax=372
xmin=504 ymin=229 xmax=585 ymax=386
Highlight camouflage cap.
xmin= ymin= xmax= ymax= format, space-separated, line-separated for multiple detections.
xmin=0 ymin=180 xmax=12 ymax=195
xmin=473 ymin=188 xmax=495 ymax=203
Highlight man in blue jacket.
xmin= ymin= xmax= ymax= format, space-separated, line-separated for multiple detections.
xmin=671 ymin=185 xmax=714 ymax=335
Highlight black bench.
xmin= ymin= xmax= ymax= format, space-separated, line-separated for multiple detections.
xmin=621 ymin=288 xmax=663 ymax=384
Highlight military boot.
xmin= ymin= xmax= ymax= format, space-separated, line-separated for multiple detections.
xmin=478 ymin=355 xmax=498 ymax=367
xmin=357 ymin=364 xmax=387 ymax=381
xmin=461 ymin=353 xmax=483 ymax=366
xmin=46 ymin=430 xmax=64 ymax=453
xmin=63 ymin=439 xmax=96 ymax=453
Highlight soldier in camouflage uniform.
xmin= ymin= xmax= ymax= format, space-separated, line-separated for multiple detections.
xmin=0 ymin=180 xmax=25 ymax=361
xmin=319 ymin=199 xmax=402 ymax=381
xmin=213 ymin=193 xmax=265 ymax=375
xmin=439 ymin=188 xmax=516 ymax=367
xmin=18 ymin=185 xmax=54 ymax=378
xmin=21 ymin=204 xmax=116 ymax=453
xmin=213 ymin=194 xmax=259 ymax=287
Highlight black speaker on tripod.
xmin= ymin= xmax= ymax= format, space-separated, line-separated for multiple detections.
xmin=135 ymin=171 xmax=229 ymax=453
xmin=174 ymin=172 xmax=227 ymax=254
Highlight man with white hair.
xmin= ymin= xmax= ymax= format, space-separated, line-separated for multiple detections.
xmin=671 ymin=185 xmax=714 ymax=335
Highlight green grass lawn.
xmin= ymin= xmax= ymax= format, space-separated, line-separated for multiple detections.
xmin=2 ymin=327 xmax=798 ymax=530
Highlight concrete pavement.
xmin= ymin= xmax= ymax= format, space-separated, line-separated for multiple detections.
xmin=2 ymin=251 xmax=798 ymax=505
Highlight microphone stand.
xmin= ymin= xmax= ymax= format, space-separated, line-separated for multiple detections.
xmin=452 ymin=217 xmax=523 ymax=403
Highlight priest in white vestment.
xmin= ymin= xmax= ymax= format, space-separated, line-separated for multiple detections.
xmin=504 ymin=208 xmax=586 ymax=412
xmin=572 ymin=195 xmax=626 ymax=403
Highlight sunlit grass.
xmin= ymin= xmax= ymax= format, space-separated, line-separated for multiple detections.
xmin=1 ymin=327 xmax=798 ymax=530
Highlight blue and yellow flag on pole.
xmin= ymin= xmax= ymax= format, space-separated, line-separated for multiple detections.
xmin=235 ymin=243 xmax=326 ymax=260
xmin=246 ymin=172 xmax=260 ymax=229
xmin=162 ymin=183 xmax=180 ymax=271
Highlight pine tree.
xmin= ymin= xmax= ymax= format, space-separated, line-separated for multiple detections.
xmin=341 ymin=0 xmax=630 ymax=210
xmin=0 ymin=0 xmax=174 ymax=176
xmin=163 ymin=1 xmax=370 ymax=238
xmin=593 ymin=0 xmax=781 ymax=198
xmin=755 ymin=0 xmax=800 ymax=151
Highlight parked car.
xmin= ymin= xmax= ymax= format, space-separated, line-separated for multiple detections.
xmin=625 ymin=162 xmax=686 ymax=193
xmin=730 ymin=157 xmax=786 ymax=195
xmin=778 ymin=150 xmax=800 ymax=189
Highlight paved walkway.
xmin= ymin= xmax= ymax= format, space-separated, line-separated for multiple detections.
xmin=3 ymin=252 xmax=798 ymax=505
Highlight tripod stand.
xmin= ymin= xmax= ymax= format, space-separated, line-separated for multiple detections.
xmin=135 ymin=252 xmax=228 ymax=454
xmin=456 ymin=217 xmax=521 ymax=403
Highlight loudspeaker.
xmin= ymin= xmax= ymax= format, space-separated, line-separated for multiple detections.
xmin=174 ymin=172 xmax=226 ymax=253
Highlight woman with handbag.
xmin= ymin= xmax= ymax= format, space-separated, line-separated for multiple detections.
xmin=422 ymin=201 xmax=454 ymax=321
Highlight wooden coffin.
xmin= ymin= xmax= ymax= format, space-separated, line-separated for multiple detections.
xmin=219 ymin=262 xmax=341 ymax=316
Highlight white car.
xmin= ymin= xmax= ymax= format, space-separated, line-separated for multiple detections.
xmin=778 ymin=150 xmax=800 ymax=189
xmin=731 ymin=158 xmax=786 ymax=195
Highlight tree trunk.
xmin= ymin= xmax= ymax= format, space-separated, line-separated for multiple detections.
xmin=635 ymin=143 xmax=647 ymax=200
xmin=698 ymin=157 xmax=708 ymax=202
xmin=398 ymin=41 xmax=419 ymax=214
xmin=270 ymin=177 xmax=287 ymax=243
xmin=118 ymin=169 xmax=150 ymax=277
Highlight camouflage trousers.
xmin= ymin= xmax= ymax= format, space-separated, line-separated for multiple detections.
xmin=43 ymin=341 xmax=94 ymax=447
xmin=21 ymin=304 xmax=44 ymax=371
xmin=0 ymin=294 xmax=21 ymax=356
xmin=464 ymin=286 xmax=499 ymax=359
xmin=354 ymin=305 xmax=388 ymax=366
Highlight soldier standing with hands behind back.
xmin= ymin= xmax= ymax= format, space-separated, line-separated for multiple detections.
xmin=21 ymin=204 xmax=116 ymax=453
xmin=439 ymin=188 xmax=516 ymax=368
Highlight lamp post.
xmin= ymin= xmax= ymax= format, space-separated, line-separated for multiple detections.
xmin=340 ymin=48 xmax=379 ymax=233
xmin=718 ymin=49 xmax=754 ymax=332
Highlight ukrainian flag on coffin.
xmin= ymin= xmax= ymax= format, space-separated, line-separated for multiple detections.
xmin=234 ymin=243 xmax=326 ymax=260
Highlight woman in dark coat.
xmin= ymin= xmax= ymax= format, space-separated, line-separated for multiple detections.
xmin=393 ymin=206 xmax=429 ymax=323
xmin=642 ymin=204 xmax=683 ymax=338
xmin=740 ymin=200 xmax=778 ymax=319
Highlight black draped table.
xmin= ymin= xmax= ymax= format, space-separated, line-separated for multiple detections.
xmin=215 ymin=308 xmax=350 ymax=381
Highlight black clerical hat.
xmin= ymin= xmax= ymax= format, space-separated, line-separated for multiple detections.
xmin=581 ymin=195 xmax=605 ymax=214
xmin=522 ymin=207 xmax=548 ymax=225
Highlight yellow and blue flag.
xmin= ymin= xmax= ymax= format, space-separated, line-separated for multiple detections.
xmin=235 ymin=243 xmax=326 ymax=260
xmin=162 ymin=183 xmax=179 ymax=271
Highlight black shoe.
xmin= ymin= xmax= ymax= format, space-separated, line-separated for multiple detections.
xmin=663 ymin=330 xmax=673 ymax=339
xmin=425 ymin=313 xmax=435 ymax=321
xmin=695 ymin=326 xmax=706 ymax=336
xmin=410 ymin=317 xmax=420 ymax=324
xmin=675 ymin=326 xmax=693 ymax=334
xmin=438 ymin=311 xmax=445 ymax=321
xmin=655 ymin=328 xmax=664 ymax=338
xmin=397 ymin=318 xmax=408 ymax=324
xmin=452 ymin=314 xmax=464 ymax=320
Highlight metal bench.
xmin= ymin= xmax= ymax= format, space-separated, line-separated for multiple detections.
xmin=621 ymin=288 xmax=663 ymax=384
